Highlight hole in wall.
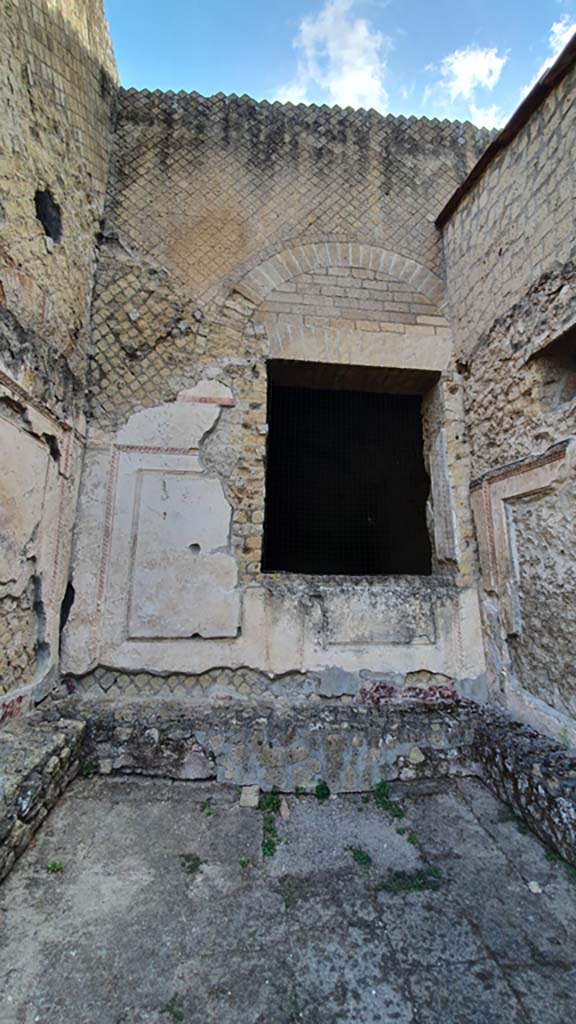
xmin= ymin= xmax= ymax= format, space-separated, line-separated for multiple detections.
xmin=43 ymin=433 xmax=61 ymax=462
xmin=34 ymin=189 xmax=62 ymax=242
xmin=188 ymin=543 xmax=201 ymax=556
xmin=59 ymin=581 xmax=76 ymax=641
xmin=32 ymin=574 xmax=50 ymax=671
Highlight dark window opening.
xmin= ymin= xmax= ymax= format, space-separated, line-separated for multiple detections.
xmin=262 ymin=361 xmax=433 ymax=576
xmin=533 ymin=325 xmax=576 ymax=409
xmin=34 ymin=188 xmax=62 ymax=242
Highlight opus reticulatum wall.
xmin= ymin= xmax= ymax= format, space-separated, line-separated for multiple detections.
xmin=61 ymin=91 xmax=495 ymax=701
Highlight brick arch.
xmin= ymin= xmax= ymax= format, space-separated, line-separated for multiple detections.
xmin=231 ymin=241 xmax=445 ymax=310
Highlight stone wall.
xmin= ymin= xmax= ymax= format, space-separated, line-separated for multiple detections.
xmin=62 ymin=93 xmax=492 ymax=699
xmin=53 ymin=696 xmax=480 ymax=792
xmin=442 ymin=56 xmax=576 ymax=741
xmin=474 ymin=706 xmax=576 ymax=867
xmin=0 ymin=0 xmax=117 ymax=714
xmin=0 ymin=713 xmax=85 ymax=881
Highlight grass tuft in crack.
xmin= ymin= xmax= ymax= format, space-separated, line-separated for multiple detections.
xmin=162 ymin=992 xmax=185 ymax=1022
xmin=373 ymin=780 xmax=405 ymax=818
xmin=348 ymin=846 xmax=372 ymax=867
xmin=261 ymin=787 xmax=282 ymax=857
xmin=377 ymin=867 xmax=444 ymax=894
xmin=179 ymin=853 xmax=203 ymax=877
xmin=315 ymin=780 xmax=331 ymax=803
xmin=47 ymin=861 xmax=64 ymax=874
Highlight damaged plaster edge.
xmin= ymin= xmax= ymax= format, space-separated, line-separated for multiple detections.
xmin=0 ymin=671 xmax=46 ymax=729
xmin=0 ymin=362 xmax=85 ymax=443
xmin=454 ymin=674 xmax=489 ymax=703
xmin=0 ymin=661 xmax=58 ymax=728
xmin=114 ymin=378 xmax=235 ymax=450
xmin=0 ymin=689 xmax=34 ymax=728
xmin=0 ymin=386 xmax=76 ymax=476
xmin=58 ymin=662 xmax=489 ymax=708
xmin=470 ymin=437 xmax=574 ymax=491
xmin=499 ymin=678 xmax=576 ymax=750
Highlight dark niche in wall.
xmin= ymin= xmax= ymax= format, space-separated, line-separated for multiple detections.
xmin=534 ymin=324 xmax=576 ymax=410
xmin=34 ymin=189 xmax=63 ymax=242
xmin=262 ymin=360 xmax=433 ymax=576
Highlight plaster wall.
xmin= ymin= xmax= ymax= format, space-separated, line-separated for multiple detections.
xmin=0 ymin=0 xmax=117 ymax=714
xmin=443 ymin=59 xmax=576 ymax=740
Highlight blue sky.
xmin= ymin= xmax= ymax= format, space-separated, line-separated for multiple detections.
xmin=104 ymin=0 xmax=576 ymax=127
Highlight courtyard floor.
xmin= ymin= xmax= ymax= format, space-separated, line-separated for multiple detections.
xmin=1 ymin=775 xmax=575 ymax=1023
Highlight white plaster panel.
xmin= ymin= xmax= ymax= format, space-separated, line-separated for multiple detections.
xmin=322 ymin=588 xmax=436 ymax=646
xmin=63 ymin=386 xmax=485 ymax=690
xmin=471 ymin=441 xmax=576 ymax=733
xmin=128 ymin=471 xmax=238 ymax=639
xmin=101 ymin=450 xmax=240 ymax=646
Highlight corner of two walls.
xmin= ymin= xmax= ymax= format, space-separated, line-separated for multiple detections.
xmin=0 ymin=0 xmax=117 ymax=721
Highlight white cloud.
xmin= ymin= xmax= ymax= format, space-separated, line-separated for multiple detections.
xmin=275 ymin=0 xmax=390 ymax=111
xmin=424 ymin=44 xmax=507 ymax=127
xmin=439 ymin=46 xmax=507 ymax=102
xmin=520 ymin=15 xmax=576 ymax=97
xmin=468 ymin=103 xmax=504 ymax=129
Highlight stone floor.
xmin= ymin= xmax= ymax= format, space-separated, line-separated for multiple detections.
xmin=1 ymin=776 xmax=575 ymax=1024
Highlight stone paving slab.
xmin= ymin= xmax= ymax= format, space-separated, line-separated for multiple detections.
xmin=1 ymin=776 xmax=575 ymax=1023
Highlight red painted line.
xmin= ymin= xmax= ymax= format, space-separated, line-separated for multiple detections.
xmin=177 ymin=395 xmax=235 ymax=406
